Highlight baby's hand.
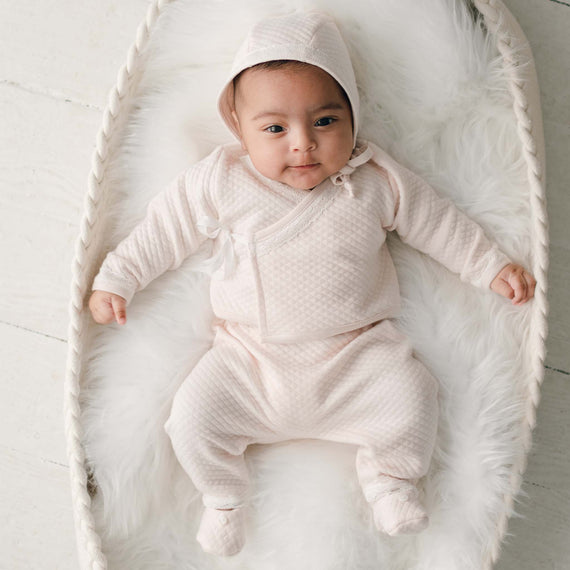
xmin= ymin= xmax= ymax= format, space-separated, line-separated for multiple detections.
xmin=490 ymin=263 xmax=536 ymax=306
xmin=88 ymin=290 xmax=127 ymax=325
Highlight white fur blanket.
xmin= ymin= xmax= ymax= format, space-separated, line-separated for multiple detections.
xmin=67 ymin=0 xmax=548 ymax=568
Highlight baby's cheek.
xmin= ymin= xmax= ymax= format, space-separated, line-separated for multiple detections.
xmin=260 ymin=154 xmax=283 ymax=178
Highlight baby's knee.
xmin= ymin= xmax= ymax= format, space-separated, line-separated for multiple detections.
xmin=165 ymin=368 xmax=241 ymax=450
xmin=165 ymin=376 xmax=213 ymax=443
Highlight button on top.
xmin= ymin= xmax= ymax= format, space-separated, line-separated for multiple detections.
xmin=219 ymin=515 xmax=228 ymax=524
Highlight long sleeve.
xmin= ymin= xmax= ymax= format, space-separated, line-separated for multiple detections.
xmin=381 ymin=158 xmax=511 ymax=289
xmin=92 ymin=152 xmax=219 ymax=305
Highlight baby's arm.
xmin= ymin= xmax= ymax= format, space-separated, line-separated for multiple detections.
xmin=382 ymin=164 xmax=535 ymax=302
xmin=89 ymin=159 xmax=218 ymax=325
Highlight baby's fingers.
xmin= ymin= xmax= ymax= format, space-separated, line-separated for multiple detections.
xmin=511 ymin=268 xmax=526 ymax=304
xmin=491 ymin=276 xmax=514 ymax=300
xmin=525 ymin=271 xmax=537 ymax=300
xmin=111 ymin=295 xmax=127 ymax=325
xmin=89 ymin=292 xmax=114 ymax=324
xmin=511 ymin=269 xmax=535 ymax=305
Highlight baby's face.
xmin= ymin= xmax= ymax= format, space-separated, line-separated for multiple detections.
xmin=231 ymin=64 xmax=354 ymax=191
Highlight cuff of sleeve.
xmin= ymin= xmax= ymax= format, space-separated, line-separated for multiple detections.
xmin=478 ymin=249 xmax=511 ymax=290
xmin=92 ymin=274 xmax=136 ymax=306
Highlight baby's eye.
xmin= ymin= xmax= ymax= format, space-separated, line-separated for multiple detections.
xmin=315 ymin=117 xmax=335 ymax=127
xmin=265 ymin=125 xmax=284 ymax=133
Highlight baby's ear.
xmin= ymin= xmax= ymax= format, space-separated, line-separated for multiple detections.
xmin=231 ymin=110 xmax=247 ymax=150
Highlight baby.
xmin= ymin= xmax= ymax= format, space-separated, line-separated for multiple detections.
xmin=89 ymin=10 xmax=536 ymax=557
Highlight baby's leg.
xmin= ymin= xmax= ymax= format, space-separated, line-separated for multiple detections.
xmin=165 ymin=326 xmax=282 ymax=555
xmin=355 ymin=323 xmax=438 ymax=535
xmin=311 ymin=319 xmax=439 ymax=536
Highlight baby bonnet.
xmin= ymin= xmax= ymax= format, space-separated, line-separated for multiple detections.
xmin=217 ymin=10 xmax=360 ymax=147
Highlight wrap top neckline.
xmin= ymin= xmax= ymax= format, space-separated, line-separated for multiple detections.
xmin=192 ymin=142 xmax=374 ymax=278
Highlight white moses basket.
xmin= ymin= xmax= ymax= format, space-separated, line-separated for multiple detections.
xmin=64 ymin=0 xmax=549 ymax=568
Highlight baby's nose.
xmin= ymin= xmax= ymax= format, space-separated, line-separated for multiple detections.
xmin=291 ymin=127 xmax=317 ymax=152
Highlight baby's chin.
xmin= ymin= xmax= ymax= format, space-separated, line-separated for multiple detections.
xmin=252 ymin=160 xmax=331 ymax=190
xmin=281 ymin=166 xmax=330 ymax=191
xmin=286 ymin=180 xmax=321 ymax=191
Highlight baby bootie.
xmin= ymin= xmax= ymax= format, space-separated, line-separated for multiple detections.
xmin=369 ymin=480 xmax=429 ymax=536
xmin=196 ymin=507 xmax=246 ymax=556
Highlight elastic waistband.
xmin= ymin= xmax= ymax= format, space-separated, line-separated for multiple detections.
xmin=214 ymin=317 xmax=380 ymax=347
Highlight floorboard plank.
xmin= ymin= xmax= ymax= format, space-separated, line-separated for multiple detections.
xmin=546 ymin=244 xmax=570 ymax=373
xmin=0 ymin=321 xmax=68 ymax=468
xmin=0 ymin=83 xmax=99 ymax=341
xmin=502 ymin=0 xmax=570 ymax=127
xmin=0 ymin=0 xmax=150 ymax=108
xmin=1 ymin=446 xmax=78 ymax=570
xmin=496 ymin=368 xmax=570 ymax=570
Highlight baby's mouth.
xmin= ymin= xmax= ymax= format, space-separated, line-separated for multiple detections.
xmin=291 ymin=163 xmax=319 ymax=170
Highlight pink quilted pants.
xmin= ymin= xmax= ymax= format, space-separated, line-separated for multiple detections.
xmin=164 ymin=318 xmax=439 ymax=509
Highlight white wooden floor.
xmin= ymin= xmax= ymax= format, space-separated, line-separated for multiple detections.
xmin=1 ymin=1 xmax=568 ymax=568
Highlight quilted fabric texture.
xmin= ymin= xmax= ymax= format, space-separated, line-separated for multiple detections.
xmin=92 ymin=140 xmax=511 ymax=343
xmin=164 ymin=318 xmax=439 ymax=510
